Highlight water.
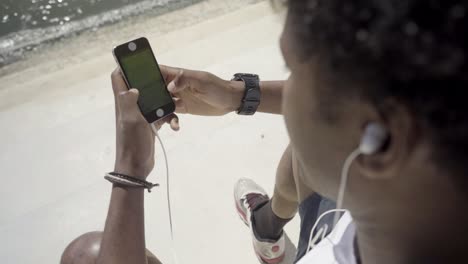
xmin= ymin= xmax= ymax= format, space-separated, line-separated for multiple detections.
xmin=0 ymin=0 xmax=200 ymax=67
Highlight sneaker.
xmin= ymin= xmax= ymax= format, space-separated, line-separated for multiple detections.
xmin=234 ymin=178 xmax=286 ymax=264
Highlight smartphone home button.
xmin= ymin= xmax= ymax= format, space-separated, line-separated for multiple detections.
xmin=156 ymin=108 xmax=165 ymax=117
xmin=128 ymin=42 xmax=137 ymax=51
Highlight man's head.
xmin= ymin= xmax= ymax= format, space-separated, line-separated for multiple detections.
xmin=279 ymin=0 xmax=468 ymax=250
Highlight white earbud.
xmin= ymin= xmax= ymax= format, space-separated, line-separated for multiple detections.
xmin=329 ymin=123 xmax=390 ymax=231
xmin=333 ymin=122 xmax=389 ymax=226
xmin=359 ymin=123 xmax=389 ymax=155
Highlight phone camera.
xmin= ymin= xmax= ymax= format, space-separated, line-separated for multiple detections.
xmin=128 ymin=42 xmax=137 ymax=51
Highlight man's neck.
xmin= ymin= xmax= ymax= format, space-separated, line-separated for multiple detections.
xmin=355 ymin=223 xmax=468 ymax=264
xmin=351 ymin=177 xmax=468 ymax=264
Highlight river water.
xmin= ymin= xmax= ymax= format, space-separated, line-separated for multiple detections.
xmin=0 ymin=0 xmax=200 ymax=66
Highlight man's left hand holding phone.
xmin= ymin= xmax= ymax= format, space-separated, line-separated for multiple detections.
xmin=110 ymin=69 xmax=178 ymax=180
xmin=96 ymin=38 xmax=179 ymax=264
xmin=111 ymin=37 xmax=179 ymax=180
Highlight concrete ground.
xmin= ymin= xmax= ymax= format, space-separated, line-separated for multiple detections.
xmin=0 ymin=1 xmax=299 ymax=263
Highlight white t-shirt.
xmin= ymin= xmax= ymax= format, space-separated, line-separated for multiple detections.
xmin=296 ymin=212 xmax=357 ymax=264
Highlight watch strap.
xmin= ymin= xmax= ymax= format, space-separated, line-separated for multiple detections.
xmin=233 ymin=73 xmax=261 ymax=115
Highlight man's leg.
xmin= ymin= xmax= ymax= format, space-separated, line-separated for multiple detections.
xmin=252 ymin=145 xmax=315 ymax=240
xmin=61 ymin=231 xmax=161 ymax=264
xmin=251 ymin=145 xmax=298 ymax=240
xmin=234 ymin=144 xmax=316 ymax=264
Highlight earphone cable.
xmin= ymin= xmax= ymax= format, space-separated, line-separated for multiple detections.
xmin=334 ymin=148 xmax=361 ymax=226
xmin=151 ymin=123 xmax=179 ymax=264
xmin=306 ymin=209 xmax=347 ymax=253
xmin=306 ymin=149 xmax=360 ymax=253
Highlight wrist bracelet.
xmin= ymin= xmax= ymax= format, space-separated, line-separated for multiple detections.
xmin=104 ymin=172 xmax=159 ymax=193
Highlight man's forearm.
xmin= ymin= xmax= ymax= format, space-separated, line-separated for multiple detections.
xmin=230 ymin=80 xmax=285 ymax=115
xmin=97 ymin=186 xmax=147 ymax=264
xmin=258 ymin=81 xmax=284 ymax=114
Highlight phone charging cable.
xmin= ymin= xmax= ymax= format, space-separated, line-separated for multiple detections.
xmin=150 ymin=123 xmax=180 ymax=264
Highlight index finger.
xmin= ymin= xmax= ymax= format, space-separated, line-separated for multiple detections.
xmin=160 ymin=65 xmax=181 ymax=83
xmin=111 ymin=68 xmax=129 ymax=96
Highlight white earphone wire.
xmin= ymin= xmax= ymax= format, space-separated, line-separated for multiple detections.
xmin=151 ymin=123 xmax=180 ymax=264
xmin=306 ymin=148 xmax=361 ymax=253
xmin=306 ymin=208 xmax=347 ymax=253
xmin=334 ymin=148 xmax=361 ymax=225
xmin=306 ymin=124 xmax=388 ymax=254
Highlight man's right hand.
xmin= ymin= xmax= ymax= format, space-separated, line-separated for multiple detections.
xmin=160 ymin=65 xmax=245 ymax=116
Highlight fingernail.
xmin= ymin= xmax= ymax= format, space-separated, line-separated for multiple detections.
xmin=174 ymin=70 xmax=183 ymax=85
xmin=119 ymin=91 xmax=128 ymax=95
xmin=168 ymin=81 xmax=176 ymax=92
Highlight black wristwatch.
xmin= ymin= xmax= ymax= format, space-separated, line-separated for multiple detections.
xmin=231 ymin=73 xmax=261 ymax=115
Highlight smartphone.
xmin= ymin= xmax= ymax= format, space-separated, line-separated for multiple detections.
xmin=113 ymin=37 xmax=175 ymax=123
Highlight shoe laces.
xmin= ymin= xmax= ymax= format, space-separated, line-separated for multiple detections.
xmin=243 ymin=192 xmax=269 ymax=211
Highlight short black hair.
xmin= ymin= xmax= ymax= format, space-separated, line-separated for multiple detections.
xmin=286 ymin=0 xmax=468 ymax=185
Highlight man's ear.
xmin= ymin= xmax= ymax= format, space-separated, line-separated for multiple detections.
xmin=356 ymin=100 xmax=418 ymax=180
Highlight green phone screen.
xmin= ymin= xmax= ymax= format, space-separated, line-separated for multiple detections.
xmin=120 ymin=48 xmax=172 ymax=114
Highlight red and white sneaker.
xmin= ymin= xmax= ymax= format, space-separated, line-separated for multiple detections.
xmin=234 ymin=178 xmax=286 ymax=264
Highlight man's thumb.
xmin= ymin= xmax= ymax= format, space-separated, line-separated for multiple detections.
xmin=167 ymin=70 xmax=186 ymax=93
xmin=119 ymin=88 xmax=140 ymax=112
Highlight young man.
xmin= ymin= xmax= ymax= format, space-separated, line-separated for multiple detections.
xmin=63 ymin=0 xmax=468 ymax=263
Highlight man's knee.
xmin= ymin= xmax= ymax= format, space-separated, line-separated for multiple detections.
xmin=61 ymin=231 xmax=102 ymax=264
xmin=61 ymin=231 xmax=162 ymax=264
